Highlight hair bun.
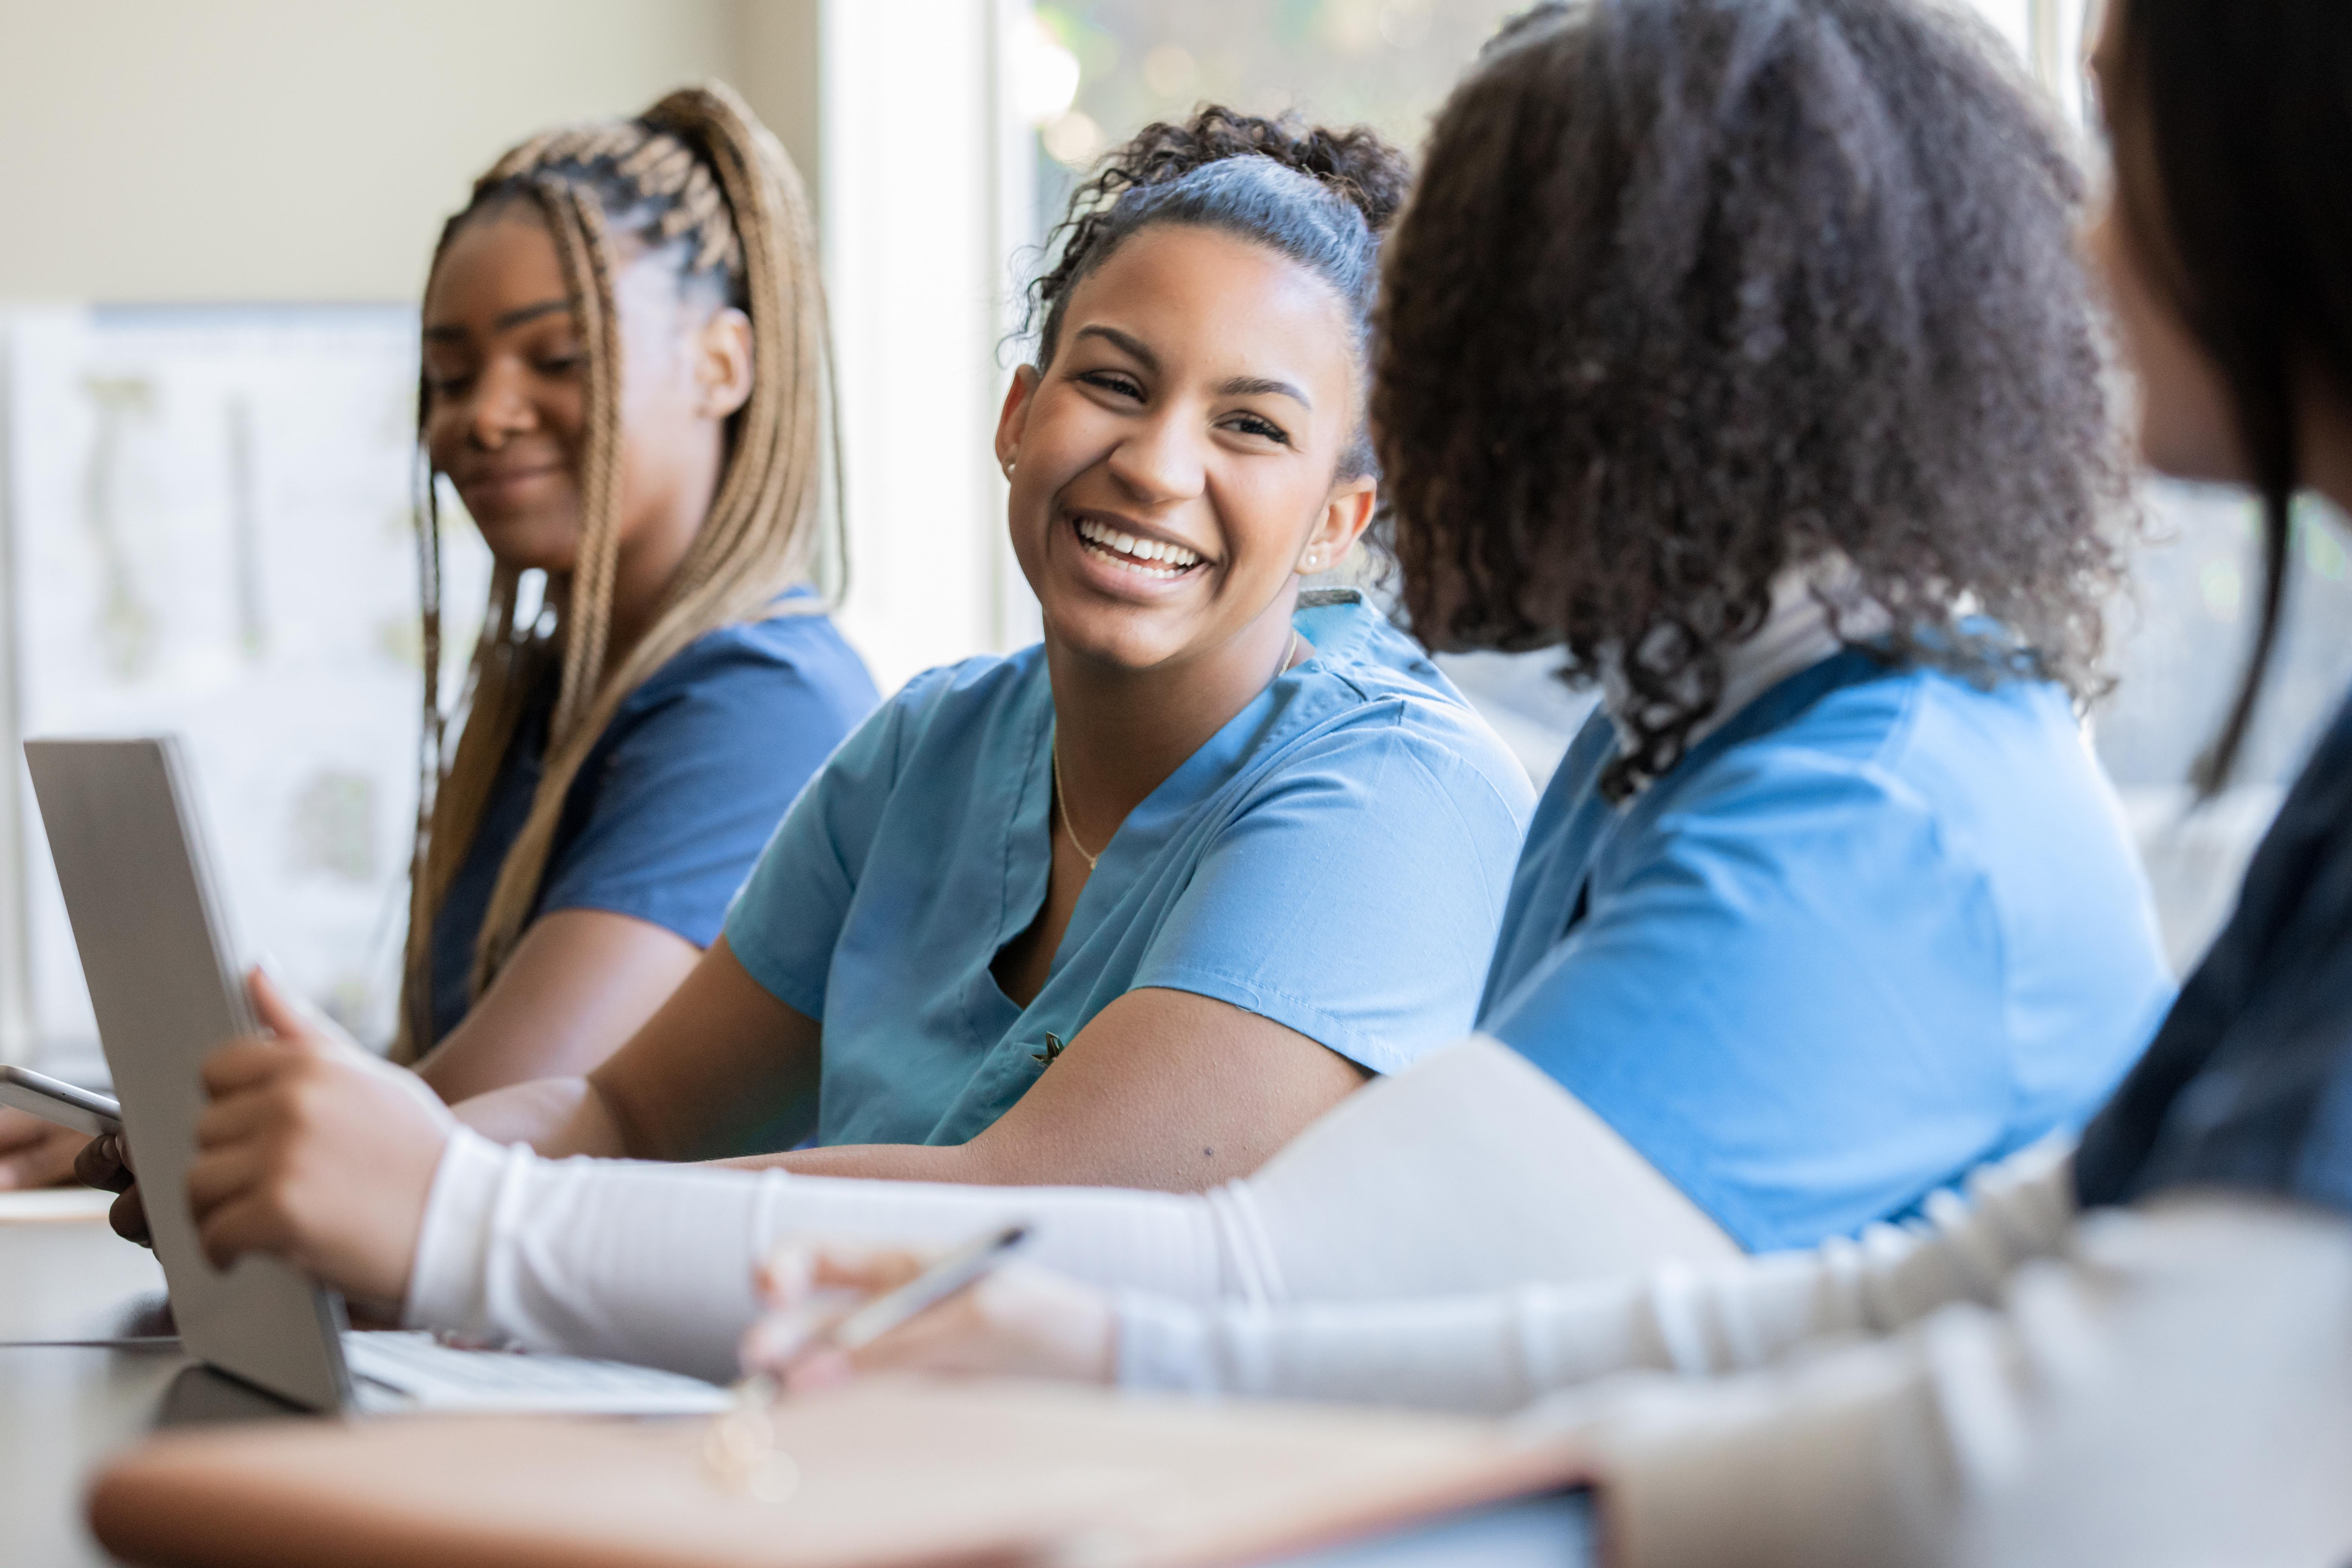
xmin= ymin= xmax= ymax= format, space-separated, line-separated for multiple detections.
xmin=1095 ymin=104 xmax=1409 ymax=235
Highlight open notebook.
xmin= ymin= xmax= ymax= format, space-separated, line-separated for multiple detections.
xmin=92 ymin=1377 xmax=1594 ymax=1568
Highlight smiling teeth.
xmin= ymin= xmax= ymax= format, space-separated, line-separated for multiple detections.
xmin=1075 ymin=517 xmax=1202 ymax=577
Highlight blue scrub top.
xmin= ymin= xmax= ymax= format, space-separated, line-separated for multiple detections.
xmin=430 ymin=609 xmax=879 ymax=1043
xmin=724 ymin=590 xmax=1535 ymax=1149
xmin=1478 ymin=650 xmax=2176 ymax=1252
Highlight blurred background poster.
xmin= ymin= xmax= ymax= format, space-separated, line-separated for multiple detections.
xmin=0 ymin=308 xmax=487 ymax=1064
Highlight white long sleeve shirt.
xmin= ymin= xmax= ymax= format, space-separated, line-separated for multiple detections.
xmin=1114 ymin=1161 xmax=2352 ymax=1567
xmin=406 ymin=1038 xmax=1737 ymax=1381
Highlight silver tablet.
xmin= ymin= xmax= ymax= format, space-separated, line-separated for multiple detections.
xmin=25 ymin=737 xmax=353 ymax=1409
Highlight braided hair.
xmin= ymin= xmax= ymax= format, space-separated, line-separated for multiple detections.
xmin=1027 ymin=106 xmax=1410 ymax=481
xmin=395 ymin=82 xmax=839 ymax=1060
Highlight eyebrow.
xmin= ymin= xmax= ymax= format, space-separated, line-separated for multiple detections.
xmin=1073 ymin=324 xmax=1313 ymax=410
xmin=1074 ymin=324 xmax=1159 ymax=372
xmin=1217 ymin=373 xmax=1311 ymax=410
xmin=421 ymin=297 xmax=573 ymax=343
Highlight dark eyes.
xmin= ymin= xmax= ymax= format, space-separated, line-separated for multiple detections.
xmin=1225 ymin=412 xmax=1291 ymax=445
xmin=1074 ymin=370 xmax=1293 ymax=446
xmin=1078 ymin=369 xmax=1145 ymax=400
xmin=424 ymin=354 xmax=583 ymax=398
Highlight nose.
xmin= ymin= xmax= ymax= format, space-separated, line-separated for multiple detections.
xmin=464 ymin=358 xmax=538 ymax=451
xmin=1104 ymin=407 xmax=1207 ymax=507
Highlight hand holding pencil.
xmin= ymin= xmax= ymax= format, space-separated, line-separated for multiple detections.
xmin=737 ymin=1224 xmax=1118 ymax=1392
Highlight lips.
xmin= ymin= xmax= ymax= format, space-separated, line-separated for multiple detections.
xmin=461 ymin=463 xmax=564 ymax=491
xmin=1069 ymin=514 xmax=1206 ymax=581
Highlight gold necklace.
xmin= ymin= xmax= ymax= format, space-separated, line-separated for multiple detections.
xmin=1052 ymin=629 xmax=1300 ymax=873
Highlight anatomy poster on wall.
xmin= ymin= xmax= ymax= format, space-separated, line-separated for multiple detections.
xmin=1 ymin=306 xmax=489 ymax=1060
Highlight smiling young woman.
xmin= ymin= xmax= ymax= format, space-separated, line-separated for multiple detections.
xmin=395 ymin=87 xmax=880 ymax=1104
xmin=152 ymin=106 xmax=1533 ymax=1304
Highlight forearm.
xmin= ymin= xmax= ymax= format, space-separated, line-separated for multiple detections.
xmin=720 ymin=1141 xmax=1008 ymax=1182
xmin=405 ymin=1128 xmax=1281 ymax=1379
xmin=1563 ymin=1194 xmax=2352 ymax=1568
xmin=1115 ymin=1139 xmax=2080 ymax=1408
xmin=411 ymin=911 xmax=702 ymax=1103
xmin=731 ymin=1136 xmax=1172 ymax=1186
xmin=453 ymin=1076 xmax=630 ymax=1157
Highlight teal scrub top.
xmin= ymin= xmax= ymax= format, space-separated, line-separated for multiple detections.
xmin=1478 ymin=650 xmax=2177 ymax=1252
xmin=724 ymin=590 xmax=1536 ymax=1148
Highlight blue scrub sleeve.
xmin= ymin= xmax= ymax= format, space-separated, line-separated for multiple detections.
xmin=1130 ymin=724 xmax=1528 ymax=1073
xmin=536 ymin=654 xmax=865 ymax=948
xmin=1481 ymin=749 xmax=2011 ymax=1253
xmin=722 ymin=686 xmax=916 ymax=1019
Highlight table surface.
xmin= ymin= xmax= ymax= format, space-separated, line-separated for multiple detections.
xmin=0 ymin=1204 xmax=301 ymax=1568
xmin=3 ymin=1201 xmax=1588 ymax=1568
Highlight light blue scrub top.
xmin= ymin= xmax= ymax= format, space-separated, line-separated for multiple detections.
xmin=1478 ymin=650 xmax=2176 ymax=1253
xmin=725 ymin=590 xmax=1535 ymax=1149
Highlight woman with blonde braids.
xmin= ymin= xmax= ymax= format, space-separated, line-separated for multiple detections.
xmin=17 ymin=88 xmax=877 ymax=1190
xmin=397 ymin=85 xmax=876 ymax=1101
xmin=75 ymin=86 xmax=876 ymax=1229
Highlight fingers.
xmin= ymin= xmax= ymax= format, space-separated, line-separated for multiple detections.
xmin=110 ymin=1185 xmax=153 ymax=1247
xmin=193 ymin=1077 xmax=285 ymax=1152
xmin=742 ymin=1244 xmax=933 ymax=1372
xmin=75 ymin=1132 xmax=134 ymax=1192
xmin=750 ymin=1242 xmax=929 ymax=1311
xmin=834 ymin=1265 xmax=1119 ymax=1386
xmin=0 ymin=1119 xmax=88 ymax=1191
xmin=247 ymin=966 xmax=365 ymax=1057
xmin=808 ymin=1246 xmax=931 ymax=1296
xmin=0 ymin=1107 xmax=54 ymax=1154
xmin=70 ymin=1130 xmax=149 ymax=1245
xmin=195 ymin=1189 xmax=297 ymax=1274
xmin=201 ymin=1035 xmax=299 ymax=1098
xmin=185 ymin=1140 xmax=272 ymax=1220
xmin=246 ymin=965 xmax=308 ymax=1041
xmin=738 ymin=1247 xmax=1116 ymax=1392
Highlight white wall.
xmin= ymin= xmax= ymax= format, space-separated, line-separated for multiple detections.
xmin=0 ymin=0 xmax=1027 ymax=691
xmin=0 ymin=1 xmax=789 ymax=303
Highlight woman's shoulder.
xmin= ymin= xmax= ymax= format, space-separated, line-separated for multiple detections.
xmin=1630 ymin=661 xmax=2133 ymax=907
xmin=855 ymin=644 xmax=1050 ymax=752
xmin=1287 ymin=593 xmax=1537 ymax=816
xmin=1664 ymin=661 xmax=2078 ymax=808
xmin=626 ymin=606 xmax=880 ymax=724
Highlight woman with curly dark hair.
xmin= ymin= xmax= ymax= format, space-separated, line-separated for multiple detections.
xmin=710 ymin=0 xmax=2192 ymax=1348
xmin=1375 ymin=0 xmax=2177 ymax=1252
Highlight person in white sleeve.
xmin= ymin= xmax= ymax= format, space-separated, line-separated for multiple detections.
xmin=729 ymin=0 xmax=2352 ymax=1562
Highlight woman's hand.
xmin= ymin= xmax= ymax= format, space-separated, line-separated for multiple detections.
xmin=739 ymin=1243 xmax=1119 ymax=1391
xmin=184 ymin=968 xmax=455 ymax=1311
xmin=0 ymin=1107 xmax=92 ymax=1191
xmin=73 ymin=1129 xmax=148 ymax=1245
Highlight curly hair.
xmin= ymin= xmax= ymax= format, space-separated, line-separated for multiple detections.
xmin=1027 ymin=105 xmax=1411 ymax=478
xmin=1379 ymin=0 xmax=2134 ymax=798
